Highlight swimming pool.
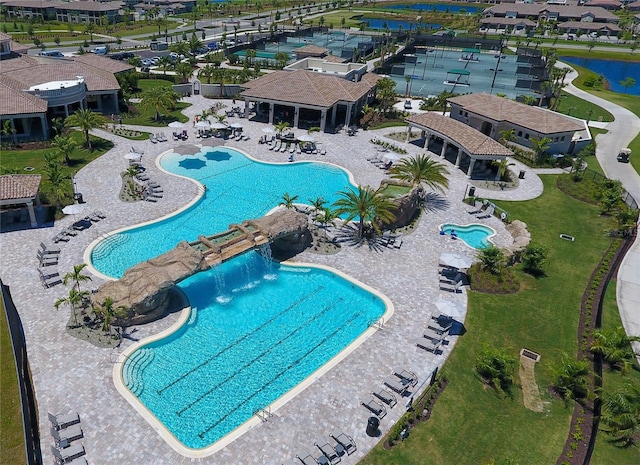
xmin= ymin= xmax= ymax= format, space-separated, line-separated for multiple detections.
xmin=440 ymin=223 xmax=495 ymax=249
xmin=116 ymin=251 xmax=390 ymax=455
xmin=89 ymin=146 xmax=356 ymax=279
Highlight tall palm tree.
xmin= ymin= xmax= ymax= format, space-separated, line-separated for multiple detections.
xmin=375 ymin=77 xmax=397 ymax=114
xmin=389 ymin=154 xmax=449 ymax=193
xmin=85 ymin=22 xmax=96 ymax=43
xmin=54 ymin=288 xmax=89 ymax=327
xmin=63 ymin=263 xmax=92 ymax=292
xmin=332 ymin=186 xmax=396 ymax=239
xmin=51 ymin=134 xmax=77 ymax=165
xmin=279 ymin=192 xmax=298 ymax=209
xmin=198 ymin=64 xmax=215 ymax=84
xmin=529 ymin=136 xmax=552 ymax=164
xmin=139 ymin=87 xmax=178 ymax=121
xmin=498 ymin=128 xmax=516 ymax=145
xmin=65 ymin=109 xmax=106 ymax=150
xmin=274 ymin=121 xmax=290 ymax=134
xmin=245 ymin=48 xmax=257 ymax=66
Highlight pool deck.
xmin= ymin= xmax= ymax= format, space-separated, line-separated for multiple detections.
xmin=0 ymin=96 xmax=544 ymax=465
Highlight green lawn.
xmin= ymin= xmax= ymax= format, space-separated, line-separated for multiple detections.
xmin=362 ymin=175 xmax=616 ymax=465
xmin=133 ymin=78 xmax=175 ymax=97
xmin=123 ymin=101 xmax=190 ymax=127
xmin=556 ymin=91 xmax=614 ymax=122
xmin=0 ymin=299 xmax=27 ymax=465
xmin=0 ymin=132 xmax=113 ymax=206
xmin=590 ymin=278 xmax=640 ymax=464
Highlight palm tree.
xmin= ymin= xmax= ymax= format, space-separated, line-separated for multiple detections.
xmin=157 ymin=56 xmax=172 ymax=75
xmin=553 ymin=355 xmax=591 ymax=405
xmin=245 ymin=48 xmax=257 ymax=66
xmin=65 ymin=109 xmax=106 ymax=150
xmin=54 ymin=288 xmax=89 ymax=327
xmin=498 ymin=128 xmax=516 ymax=145
xmin=93 ymin=296 xmax=127 ymax=333
xmin=316 ymin=207 xmax=338 ymax=231
xmin=279 ymin=192 xmax=299 ymax=210
xmin=332 ymin=186 xmax=396 ymax=239
xmin=591 ymin=327 xmax=640 ymax=374
xmin=63 ymin=264 xmax=92 ymax=292
xmin=600 ymin=381 xmax=640 ymax=446
xmin=139 ymin=87 xmax=178 ymax=121
xmin=389 ymin=154 xmax=449 ymax=193
xmin=475 ymin=345 xmax=517 ymax=394
xmin=478 ymin=244 xmax=505 ymax=275
xmin=376 ymin=77 xmax=397 ymax=114
xmin=275 ymin=51 xmax=289 ymax=69
xmin=51 ymin=134 xmax=78 ymax=165
xmin=85 ymin=22 xmax=96 ymax=43
xmin=308 ymin=197 xmax=327 ymax=214
xmin=274 ymin=121 xmax=290 ymax=134
xmin=175 ymin=62 xmax=194 ymax=83
xmin=529 ymin=136 xmax=552 ymax=164
xmin=198 ymin=64 xmax=215 ymax=84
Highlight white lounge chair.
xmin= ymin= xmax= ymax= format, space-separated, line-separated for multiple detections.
xmin=50 ymin=443 xmax=84 ymax=463
xmin=373 ymin=388 xmax=397 ymax=407
xmin=361 ymin=398 xmax=387 ymax=418
xmin=315 ymin=442 xmax=341 ymax=464
xmin=51 ymin=424 xmax=83 ymax=445
xmin=48 ymin=411 xmax=80 ymax=430
xmin=330 ymin=433 xmax=356 ymax=455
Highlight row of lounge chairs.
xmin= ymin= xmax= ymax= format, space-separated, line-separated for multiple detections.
xmin=51 ymin=211 xmax=106 ymax=244
xmin=39 ymin=267 xmax=62 ymax=288
xmin=380 ymin=230 xmax=403 ymax=249
xmin=48 ymin=411 xmax=87 ymax=464
xmin=417 ymin=315 xmax=452 ymax=354
xmin=468 ymin=200 xmax=495 ymax=220
xmin=296 ymin=432 xmax=356 ymax=465
xmin=172 ymin=130 xmax=188 ymax=141
xmin=150 ymin=132 xmax=169 ymax=143
xmin=439 ymin=265 xmax=465 ymax=293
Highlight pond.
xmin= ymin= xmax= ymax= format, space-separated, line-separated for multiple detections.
xmin=560 ymin=57 xmax=640 ymax=96
xmin=383 ymin=3 xmax=481 ymax=13
xmin=361 ymin=17 xmax=441 ymax=31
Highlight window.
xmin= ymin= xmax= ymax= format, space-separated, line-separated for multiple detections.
xmin=524 ymin=133 xmax=530 ymax=140
xmin=517 ymin=131 xmax=522 ymax=137
xmin=561 ymin=136 xmax=565 ymax=141
xmin=459 ymin=110 xmax=463 ymax=115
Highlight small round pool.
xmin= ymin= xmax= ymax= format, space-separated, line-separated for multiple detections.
xmin=439 ymin=223 xmax=495 ymax=249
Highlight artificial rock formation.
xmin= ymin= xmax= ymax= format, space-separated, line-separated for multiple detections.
xmin=504 ymin=220 xmax=531 ymax=256
xmin=377 ymin=181 xmax=423 ymax=231
xmin=248 ymin=209 xmax=311 ymax=259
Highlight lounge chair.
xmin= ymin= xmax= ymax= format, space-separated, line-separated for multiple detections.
xmin=173 ymin=132 xmax=179 ymax=141
xmin=65 ymin=458 xmax=88 ymax=465
xmin=315 ymin=442 xmax=341 ymax=464
xmin=477 ymin=205 xmax=495 ymax=220
xmin=52 ymin=232 xmax=70 ymax=243
xmin=87 ymin=211 xmax=103 ymax=222
xmin=280 ymin=145 xmax=287 ymax=153
xmin=145 ymin=196 xmax=158 ymax=203
xmin=63 ymin=226 xmax=78 ymax=237
xmin=361 ymin=398 xmax=386 ymax=418
xmin=429 ymin=319 xmax=453 ymax=334
xmin=320 ymin=149 xmax=326 ymax=156
xmin=136 ymin=173 xmax=150 ymax=182
xmin=296 ymin=454 xmax=321 ymax=465
xmin=40 ymin=242 xmax=61 ymax=254
xmin=38 ymin=251 xmax=59 ymax=267
xmin=50 ymin=444 xmax=84 ymax=463
xmin=373 ymin=388 xmax=397 ymax=407
xmin=393 ymin=369 xmax=418 ymax=387
xmin=393 ymin=235 xmax=403 ymax=249
xmin=51 ymin=424 xmax=83 ymax=444
xmin=48 ymin=411 xmax=80 ymax=430
xmin=242 ymin=135 xmax=250 ymax=141
xmin=330 ymin=433 xmax=356 ymax=455
xmin=440 ymin=281 xmax=462 ymax=293
xmin=423 ymin=327 xmax=445 ymax=342
xmin=417 ymin=337 xmax=443 ymax=353
xmin=149 ymin=133 xmax=157 ymax=144
xmin=148 ymin=192 xmax=163 ymax=199
xmin=467 ymin=200 xmax=484 ymax=214
xmin=39 ymin=268 xmax=62 ymax=288
xmin=384 ymin=378 xmax=409 ymax=395
xmin=149 ymin=186 xmax=163 ymax=194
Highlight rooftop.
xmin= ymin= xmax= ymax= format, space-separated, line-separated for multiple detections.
xmin=293 ymin=44 xmax=329 ymax=56
xmin=0 ymin=174 xmax=42 ymax=201
xmin=483 ymin=4 xmax=620 ymax=21
xmin=447 ymin=94 xmax=585 ymax=135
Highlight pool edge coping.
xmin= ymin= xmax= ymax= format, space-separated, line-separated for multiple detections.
xmin=437 ymin=222 xmax=497 ymax=250
xmin=111 ymin=259 xmax=394 ymax=458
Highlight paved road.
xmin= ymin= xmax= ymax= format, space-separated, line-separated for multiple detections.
xmin=559 ymin=61 xmax=640 ymax=360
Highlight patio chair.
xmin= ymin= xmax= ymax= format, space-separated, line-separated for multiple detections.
xmin=147 ymin=182 xmax=161 ymax=189
xmin=87 ymin=211 xmax=103 ymax=223
xmin=160 ymin=132 xmax=168 ymax=142
xmin=48 ymin=411 xmax=80 ymax=430
xmin=149 ymin=186 xmax=163 ymax=194
xmin=330 ymin=433 xmax=356 ymax=455
xmin=52 ymin=232 xmax=70 ymax=243
xmin=136 ymin=173 xmax=150 ymax=182
xmin=361 ymin=398 xmax=387 ymax=418
xmin=144 ymin=195 xmax=158 ymax=203
xmin=384 ymin=377 xmax=409 ymax=395
xmin=429 ymin=319 xmax=453 ymax=334
xmin=417 ymin=337 xmax=443 ymax=354
xmin=172 ymin=132 xmax=180 ymax=141
xmin=315 ymin=442 xmax=341 ymax=464
xmin=280 ymin=144 xmax=288 ymax=153
xmin=320 ymin=149 xmax=326 ymax=156
xmin=467 ymin=200 xmax=484 ymax=214
xmin=40 ymin=242 xmax=61 ymax=255
xmin=148 ymin=192 xmax=163 ymax=199
xmin=39 ymin=268 xmax=62 ymax=288
xmin=477 ymin=205 xmax=495 ymax=219
xmin=37 ymin=250 xmax=59 ymax=267
xmin=296 ymin=454 xmax=321 ymax=465
xmin=149 ymin=133 xmax=157 ymax=143
xmin=50 ymin=444 xmax=84 ymax=464
xmin=423 ymin=327 xmax=445 ymax=343
xmin=65 ymin=458 xmax=88 ymax=465
xmin=393 ymin=235 xmax=403 ymax=249
xmin=373 ymin=388 xmax=397 ymax=407
xmin=51 ymin=424 xmax=83 ymax=445
xmin=242 ymin=134 xmax=250 ymax=141
xmin=393 ymin=369 xmax=418 ymax=387
xmin=440 ymin=281 xmax=462 ymax=293
xmin=64 ymin=226 xmax=78 ymax=237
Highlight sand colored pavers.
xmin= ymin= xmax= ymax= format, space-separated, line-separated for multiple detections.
xmin=0 ymin=96 xmax=544 ymax=464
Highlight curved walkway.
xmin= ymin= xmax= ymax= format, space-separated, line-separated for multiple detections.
xmin=559 ymin=62 xmax=640 ymax=360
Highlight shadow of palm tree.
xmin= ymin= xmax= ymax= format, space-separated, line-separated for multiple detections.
xmin=333 ymin=223 xmax=389 ymax=252
xmin=422 ymin=192 xmax=450 ymax=213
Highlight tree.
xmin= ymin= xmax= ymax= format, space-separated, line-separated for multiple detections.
xmin=51 ymin=134 xmax=78 ymax=165
xmin=600 ymin=381 xmax=640 ymax=446
xmin=619 ymin=77 xmax=636 ymax=94
xmin=389 ymin=154 xmax=449 ymax=193
xmin=43 ymin=152 xmax=67 ymax=207
xmin=64 ymin=109 xmax=106 ymax=150
xmin=274 ymin=121 xmax=290 ymax=134
xmin=175 ymin=62 xmax=193 ymax=83
xmin=62 ymin=263 xmax=92 ymax=292
xmin=332 ymin=186 xmax=396 ymax=239
xmin=157 ymin=56 xmax=172 ymax=75
xmin=279 ymin=192 xmax=299 ymax=209
xmin=308 ymin=196 xmax=327 ymax=215
xmin=478 ymin=244 xmax=505 ymax=275
xmin=139 ymin=87 xmax=179 ymax=121
xmin=316 ymin=206 xmax=338 ymax=231
xmin=85 ymin=22 xmax=96 ymax=43
xmin=1 ymin=119 xmax=16 ymax=144
xmin=614 ymin=206 xmax=639 ymax=236
xmin=529 ymin=136 xmax=552 ymax=164
xmin=595 ymin=179 xmax=624 ymax=215
xmin=93 ymin=296 xmax=128 ymax=334
xmin=275 ymin=51 xmax=289 ymax=69
xmin=521 ymin=243 xmax=548 ymax=277
xmin=375 ymin=77 xmax=397 ymax=114
xmin=245 ymin=48 xmax=257 ymax=66
xmin=591 ymin=327 xmax=640 ymax=374
xmin=475 ymin=345 xmax=517 ymax=394
xmin=54 ymin=288 xmax=89 ymax=328
xmin=498 ymin=128 xmax=516 ymax=145
xmin=553 ymin=355 xmax=590 ymax=405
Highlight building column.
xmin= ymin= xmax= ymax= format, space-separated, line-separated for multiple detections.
xmin=331 ymin=106 xmax=337 ymax=126
xmin=268 ymin=102 xmax=274 ymax=124
xmin=26 ymin=200 xmax=37 ymax=228
xmin=344 ymin=103 xmax=353 ymax=128
xmin=455 ymin=147 xmax=463 ymax=167
xmin=40 ymin=114 xmax=49 ymax=140
xmin=64 ymin=104 xmax=69 ymax=118
xmin=405 ymin=125 xmax=412 ymax=142
xmin=320 ymin=109 xmax=327 ymax=132
xmin=294 ymin=106 xmax=300 ymax=129
xmin=244 ymin=98 xmax=250 ymax=118
xmin=423 ymin=132 xmax=430 ymax=149
xmin=440 ymin=140 xmax=448 ymax=158
xmin=467 ymin=157 xmax=476 ymax=178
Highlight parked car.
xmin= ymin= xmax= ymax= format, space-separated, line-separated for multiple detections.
xmin=404 ymin=100 xmax=412 ymax=109
xmin=207 ymin=42 xmax=219 ymax=50
xmin=121 ymin=52 xmax=134 ymax=59
xmin=141 ymin=58 xmax=153 ymax=66
xmin=109 ymin=53 xmax=125 ymax=60
xmin=92 ymin=46 xmax=107 ymax=55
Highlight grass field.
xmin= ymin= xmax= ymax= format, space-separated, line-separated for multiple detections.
xmin=556 ymin=91 xmax=614 ymax=122
xmin=123 ymin=101 xmax=190 ymax=127
xmin=0 ymin=299 xmax=27 ymax=465
xmin=362 ymin=176 xmax=617 ymax=465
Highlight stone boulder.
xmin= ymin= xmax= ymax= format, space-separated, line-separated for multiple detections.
xmin=91 ymin=241 xmax=208 ymax=325
xmin=504 ymin=220 xmax=531 ymax=256
xmin=377 ymin=181 xmax=423 ymax=231
xmin=247 ymin=210 xmax=311 ymax=259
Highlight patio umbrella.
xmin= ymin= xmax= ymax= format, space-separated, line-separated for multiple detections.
xmin=434 ymin=298 xmax=465 ymax=319
xmin=439 ymin=252 xmax=473 ymax=269
xmin=211 ymin=122 xmax=228 ymax=130
xmin=297 ymin=134 xmax=314 ymax=142
xmin=229 ymin=122 xmax=243 ymax=129
xmin=383 ymin=153 xmax=401 ymax=163
xmin=168 ymin=121 xmax=184 ymax=129
xmin=262 ymin=127 xmax=274 ymax=134
xmin=173 ymin=144 xmax=201 ymax=156
xmin=195 ymin=121 xmax=210 ymax=129
xmin=124 ymin=152 xmax=142 ymax=160
xmin=62 ymin=204 xmax=86 ymax=215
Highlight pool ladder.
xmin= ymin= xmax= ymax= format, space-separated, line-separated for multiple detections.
xmin=368 ymin=317 xmax=385 ymax=330
xmin=253 ymin=406 xmax=273 ymax=422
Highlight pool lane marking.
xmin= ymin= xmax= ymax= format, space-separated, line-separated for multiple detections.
xmin=197 ymin=308 xmax=361 ymax=440
xmin=177 ymin=297 xmax=345 ymax=418
xmin=156 ymin=286 xmax=324 ymax=395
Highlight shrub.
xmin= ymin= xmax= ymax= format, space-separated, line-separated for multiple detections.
xmin=475 ymin=345 xmax=517 ymax=394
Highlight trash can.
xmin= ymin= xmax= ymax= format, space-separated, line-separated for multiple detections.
xmin=518 ymin=170 xmax=526 ymax=180
xmin=74 ymin=193 xmax=84 ymax=204
xmin=468 ymin=186 xmax=476 ymax=198
xmin=366 ymin=416 xmax=380 ymax=437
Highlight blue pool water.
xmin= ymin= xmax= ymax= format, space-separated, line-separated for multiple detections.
xmin=123 ymin=251 xmax=386 ymax=449
xmin=383 ymin=3 xmax=480 ymax=13
xmin=560 ymin=57 xmax=640 ymax=96
xmin=441 ymin=223 xmax=494 ymax=249
xmin=91 ymin=147 xmax=355 ymax=278
xmin=362 ymin=17 xmax=441 ymax=31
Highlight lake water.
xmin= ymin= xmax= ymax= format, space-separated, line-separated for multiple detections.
xmin=560 ymin=57 xmax=640 ymax=96
xmin=383 ymin=3 xmax=480 ymax=13
xmin=362 ymin=17 xmax=441 ymax=31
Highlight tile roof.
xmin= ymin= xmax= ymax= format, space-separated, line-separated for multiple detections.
xmin=406 ymin=113 xmax=513 ymax=157
xmin=480 ymin=17 xmax=537 ymax=26
xmin=0 ymin=78 xmax=48 ymax=115
xmin=294 ymin=45 xmax=329 ymax=56
xmin=484 ymin=4 xmax=619 ymax=21
xmin=55 ymin=1 xmax=124 ymax=12
xmin=0 ymin=174 xmax=42 ymax=201
xmin=557 ymin=21 xmax=621 ymax=31
xmin=0 ymin=31 xmax=11 ymax=41
xmin=322 ymin=54 xmax=347 ymax=63
xmin=241 ymin=70 xmax=375 ymax=108
xmin=73 ymin=54 xmax=134 ymax=74
xmin=448 ymin=93 xmax=585 ymax=134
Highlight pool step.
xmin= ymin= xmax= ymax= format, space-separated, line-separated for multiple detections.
xmin=123 ymin=347 xmax=155 ymax=397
